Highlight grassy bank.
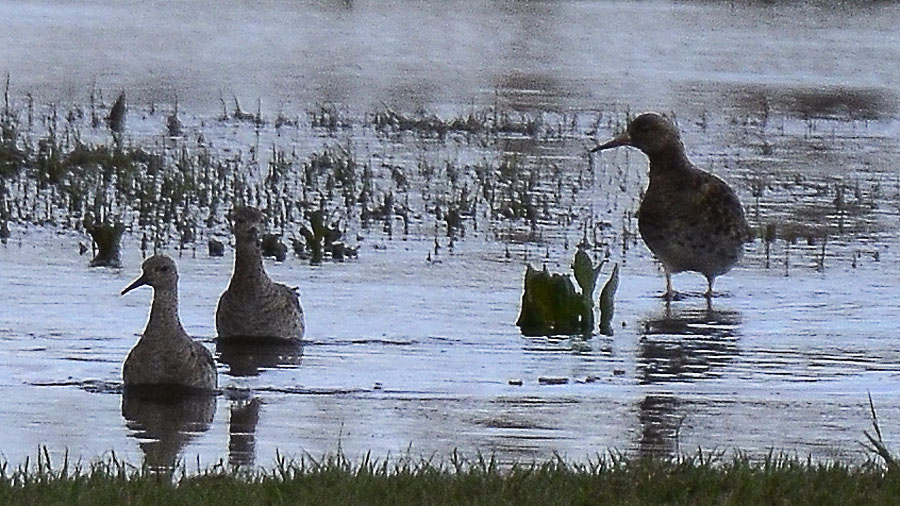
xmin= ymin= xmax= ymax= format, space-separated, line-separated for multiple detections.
xmin=2 ymin=450 xmax=899 ymax=506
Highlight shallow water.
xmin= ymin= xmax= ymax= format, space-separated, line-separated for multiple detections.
xmin=2 ymin=0 xmax=900 ymax=469
xmin=3 ymin=226 xmax=899 ymax=468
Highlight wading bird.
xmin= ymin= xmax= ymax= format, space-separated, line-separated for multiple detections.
xmin=592 ymin=112 xmax=750 ymax=299
xmin=121 ymin=255 xmax=217 ymax=394
xmin=216 ymin=206 xmax=305 ymax=342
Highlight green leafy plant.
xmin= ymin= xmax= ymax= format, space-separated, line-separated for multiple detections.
xmin=516 ymin=249 xmax=618 ymax=337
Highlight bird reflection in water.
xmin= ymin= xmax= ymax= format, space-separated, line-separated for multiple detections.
xmin=638 ymin=303 xmax=741 ymax=384
xmin=216 ymin=339 xmax=300 ymax=466
xmin=637 ymin=395 xmax=682 ymax=459
xmin=216 ymin=340 xmax=303 ymax=377
xmin=633 ymin=303 xmax=740 ymax=458
xmin=121 ymin=391 xmax=216 ymax=472
xmin=228 ymin=396 xmax=262 ymax=468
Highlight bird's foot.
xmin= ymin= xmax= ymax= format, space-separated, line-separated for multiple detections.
xmin=661 ymin=290 xmax=685 ymax=302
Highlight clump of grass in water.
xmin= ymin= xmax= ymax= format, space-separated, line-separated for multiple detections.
xmin=308 ymin=103 xmax=350 ymax=131
xmin=166 ymin=101 xmax=182 ymax=138
xmin=371 ymin=105 xmax=541 ymax=141
xmin=372 ymin=106 xmax=457 ymax=139
xmin=598 ymin=263 xmax=619 ymax=336
xmin=260 ymin=233 xmax=287 ymax=262
xmin=0 ymin=217 xmax=9 ymax=244
xmin=0 ymin=116 xmax=26 ymax=179
xmin=84 ymin=213 xmax=124 ymax=268
xmin=223 ymin=95 xmax=264 ymax=127
xmin=106 ymin=91 xmax=126 ymax=135
xmin=0 ymin=75 xmax=25 ymax=179
xmin=3 ymin=448 xmax=900 ymax=506
xmin=296 ymin=208 xmax=346 ymax=265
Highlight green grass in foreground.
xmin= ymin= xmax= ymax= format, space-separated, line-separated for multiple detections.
xmin=2 ymin=450 xmax=900 ymax=506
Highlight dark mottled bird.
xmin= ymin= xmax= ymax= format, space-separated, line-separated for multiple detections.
xmin=593 ymin=112 xmax=750 ymax=299
xmin=121 ymin=255 xmax=217 ymax=394
xmin=216 ymin=206 xmax=305 ymax=342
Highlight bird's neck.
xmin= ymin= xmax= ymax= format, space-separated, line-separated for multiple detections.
xmin=145 ymin=288 xmax=186 ymax=338
xmin=647 ymin=146 xmax=693 ymax=179
xmin=231 ymin=241 xmax=271 ymax=287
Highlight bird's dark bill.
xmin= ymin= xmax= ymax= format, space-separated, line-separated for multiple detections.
xmin=592 ymin=132 xmax=632 ymax=152
xmin=121 ymin=276 xmax=148 ymax=295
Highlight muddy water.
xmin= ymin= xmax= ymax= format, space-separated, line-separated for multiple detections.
xmin=2 ymin=0 xmax=900 ymax=469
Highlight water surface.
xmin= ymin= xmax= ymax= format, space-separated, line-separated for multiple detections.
xmin=2 ymin=0 xmax=900 ymax=469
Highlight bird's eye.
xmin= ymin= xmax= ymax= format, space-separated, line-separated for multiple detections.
xmin=159 ymin=266 xmax=170 ymax=272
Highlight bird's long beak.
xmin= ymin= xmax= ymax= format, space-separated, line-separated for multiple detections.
xmin=121 ymin=275 xmax=148 ymax=295
xmin=591 ymin=132 xmax=632 ymax=152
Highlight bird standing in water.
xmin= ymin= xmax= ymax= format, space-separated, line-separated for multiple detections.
xmin=216 ymin=206 xmax=305 ymax=342
xmin=121 ymin=255 xmax=217 ymax=394
xmin=592 ymin=112 xmax=750 ymax=299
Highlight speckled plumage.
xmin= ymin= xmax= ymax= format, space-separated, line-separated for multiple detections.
xmin=593 ymin=112 xmax=750 ymax=298
xmin=216 ymin=206 xmax=305 ymax=342
xmin=121 ymin=255 xmax=217 ymax=393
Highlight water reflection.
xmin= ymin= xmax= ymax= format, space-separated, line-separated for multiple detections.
xmin=637 ymin=303 xmax=741 ymax=384
xmin=637 ymin=395 xmax=682 ymax=459
xmin=121 ymin=393 xmax=216 ymax=471
xmin=216 ymin=340 xmax=303 ymax=377
xmin=228 ymin=397 xmax=262 ymax=468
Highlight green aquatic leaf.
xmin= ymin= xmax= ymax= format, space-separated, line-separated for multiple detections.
xmin=516 ymin=263 xmax=584 ymax=336
xmin=517 ymin=250 xmax=614 ymax=337
xmin=572 ymin=248 xmax=600 ymax=300
xmin=598 ymin=263 xmax=619 ymax=337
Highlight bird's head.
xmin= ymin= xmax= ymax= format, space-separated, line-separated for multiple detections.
xmin=592 ymin=112 xmax=684 ymax=160
xmin=121 ymin=254 xmax=179 ymax=295
xmin=230 ymin=206 xmax=265 ymax=247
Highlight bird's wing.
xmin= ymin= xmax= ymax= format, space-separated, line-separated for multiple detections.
xmin=695 ymin=176 xmax=751 ymax=240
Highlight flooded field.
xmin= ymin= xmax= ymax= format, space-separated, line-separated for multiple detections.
xmin=2 ymin=0 xmax=900 ymax=470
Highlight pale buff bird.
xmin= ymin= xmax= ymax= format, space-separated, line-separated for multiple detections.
xmin=216 ymin=206 xmax=305 ymax=342
xmin=121 ymin=255 xmax=217 ymax=394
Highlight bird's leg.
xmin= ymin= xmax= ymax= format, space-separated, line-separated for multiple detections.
xmin=663 ymin=270 xmax=675 ymax=301
xmin=704 ymin=276 xmax=715 ymax=300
